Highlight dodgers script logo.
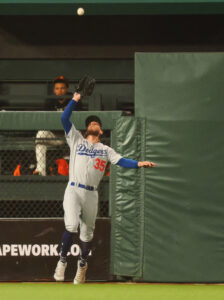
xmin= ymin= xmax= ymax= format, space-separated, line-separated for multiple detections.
xmin=76 ymin=144 xmax=107 ymax=158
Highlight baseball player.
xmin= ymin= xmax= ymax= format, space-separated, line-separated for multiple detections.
xmin=54 ymin=92 xmax=157 ymax=284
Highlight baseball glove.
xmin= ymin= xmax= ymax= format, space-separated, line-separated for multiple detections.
xmin=76 ymin=75 xmax=96 ymax=97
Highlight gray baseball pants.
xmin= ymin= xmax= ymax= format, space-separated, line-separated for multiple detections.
xmin=63 ymin=182 xmax=98 ymax=242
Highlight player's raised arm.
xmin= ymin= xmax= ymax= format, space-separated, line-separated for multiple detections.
xmin=61 ymin=92 xmax=81 ymax=134
xmin=117 ymin=158 xmax=157 ymax=168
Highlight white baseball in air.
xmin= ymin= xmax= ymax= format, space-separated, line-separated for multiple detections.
xmin=77 ymin=7 xmax=85 ymax=16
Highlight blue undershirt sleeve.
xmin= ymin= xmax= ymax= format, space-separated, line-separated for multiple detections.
xmin=116 ymin=158 xmax=139 ymax=168
xmin=61 ymin=99 xmax=77 ymax=134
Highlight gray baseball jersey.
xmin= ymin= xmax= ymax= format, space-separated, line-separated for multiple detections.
xmin=63 ymin=123 xmax=122 ymax=242
xmin=66 ymin=124 xmax=122 ymax=188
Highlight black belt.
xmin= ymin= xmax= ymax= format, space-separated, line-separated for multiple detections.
xmin=71 ymin=182 xmax=95 ymax=191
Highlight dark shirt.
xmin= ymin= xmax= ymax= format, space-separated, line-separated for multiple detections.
xmin=45 ymin=92 xmax=73 ymax=111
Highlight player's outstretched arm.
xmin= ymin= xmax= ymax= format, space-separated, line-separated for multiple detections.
xmin=117 ymin=158 xmax=157 ymax=168
xmin=61 ymin=92 xmax=81 ymax=134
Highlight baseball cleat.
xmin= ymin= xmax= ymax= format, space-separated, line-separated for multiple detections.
xmin=73 ymin=260 xmax=88 ymax=284
xmin=54 ymin=260 xmax=67 ymax=281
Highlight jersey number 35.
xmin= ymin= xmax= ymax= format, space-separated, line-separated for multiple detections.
xmin=94 ymin=158 xmax=106 ymax=172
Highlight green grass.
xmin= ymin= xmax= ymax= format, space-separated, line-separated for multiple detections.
xmin=1 ymin=283 xmax=224 ymax=300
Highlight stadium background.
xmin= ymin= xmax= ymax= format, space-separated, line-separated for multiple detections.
xmin=1 ymin=0 xmax=224 ymax=286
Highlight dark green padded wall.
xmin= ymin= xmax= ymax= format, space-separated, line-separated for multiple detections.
xmin=110 ymin=117 xmax=145 ymax=277
xmin=135 ymin=53 xmax=224 ymax=282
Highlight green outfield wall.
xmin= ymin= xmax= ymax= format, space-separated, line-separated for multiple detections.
xmin=110 ymin=52 xmax=224 ymax=282
xmin=2 ymin=52 xmax=224 ymax=282
xmin=110 ymin=117 xmax=145 ymax=277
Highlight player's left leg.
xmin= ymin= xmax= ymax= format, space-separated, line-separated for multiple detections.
xmin=54 ymin=184 xmax=81 ymax=282
xmin=74 ymin=190 xmax=98 ymax=284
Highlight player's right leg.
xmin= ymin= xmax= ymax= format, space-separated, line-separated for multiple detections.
xmin=54 ymin=184 xmax=81 ymax=281
xmin=73 ymin=189 xmax=98 ymax=284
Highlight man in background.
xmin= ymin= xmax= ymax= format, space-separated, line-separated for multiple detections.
xmin=33 ymin=76 xmax=71 ymax=176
